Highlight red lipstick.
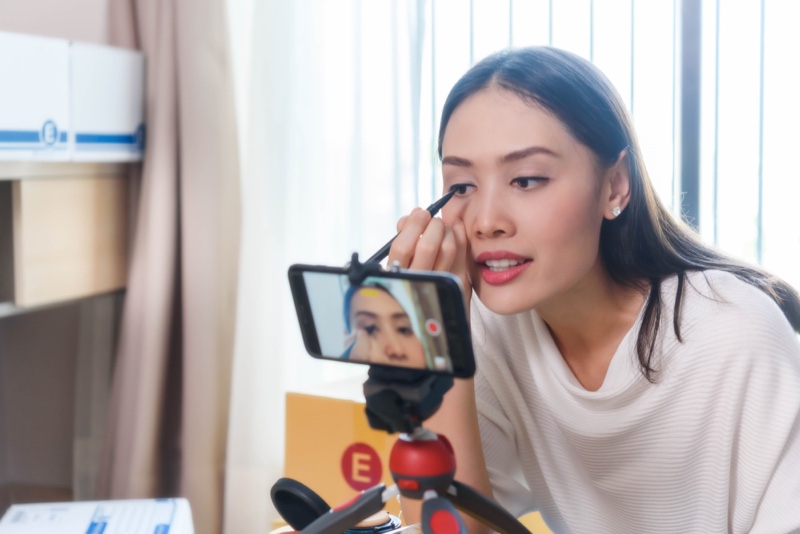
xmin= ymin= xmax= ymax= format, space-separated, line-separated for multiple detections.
xmin=475 ymin=251 xmax=532 ymax=285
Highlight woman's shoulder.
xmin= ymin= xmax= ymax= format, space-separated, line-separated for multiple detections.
xmin=681 ymin=269 xmax=786 ymax=316
xmin=677 ymin=269 xmax=799 ymax=353
xmin=657 ymin=271 xmax=800 ymax=409
xmin=682 ymin=268 xmax=758 ymax=296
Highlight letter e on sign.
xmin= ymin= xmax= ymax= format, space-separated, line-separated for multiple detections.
xmin=341 ymin=443 xmax=382 ymax=491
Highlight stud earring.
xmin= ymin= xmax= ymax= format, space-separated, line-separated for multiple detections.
xmin=611 ymin=206 xmax=622 ymax=218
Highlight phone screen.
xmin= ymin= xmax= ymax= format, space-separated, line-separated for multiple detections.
xmin=289 ymin=266 xmax=474 ymax=377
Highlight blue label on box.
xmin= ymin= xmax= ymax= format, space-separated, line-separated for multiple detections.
xmin=0 ymin=120 xmax=69 ymax=151
xmin=74 ymin=124 xmax=145 ymax=154
xmin=85 ymin=521 xmax=107 ymax=534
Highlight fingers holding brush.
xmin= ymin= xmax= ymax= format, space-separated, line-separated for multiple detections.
xmin=388 ymin=208 xmax=432 ymax=268
xmin=388 ymin=209 xmax=460 ymax=274
xmin=409 ymin=217 xmax=452 ymax=271
xmin=432 ymin=225 xmax=458 ymax=272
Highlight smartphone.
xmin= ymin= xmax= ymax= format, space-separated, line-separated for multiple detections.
xmin=288 ymin=264 xmax=475 ymax=378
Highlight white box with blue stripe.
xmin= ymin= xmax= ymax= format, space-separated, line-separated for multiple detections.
xmin=70 ymin=42 xmax=145 ymax=162
xmin=0 ymin=31 xmax=145 ymax=163
xmin=0 ymin=32 xmax=71 ymax=161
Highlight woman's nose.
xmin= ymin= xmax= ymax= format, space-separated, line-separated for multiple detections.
xmin=381 ymin=331 xmax=405 ymax=359
xmin=470 ymin=187 xmax=514 ymax=239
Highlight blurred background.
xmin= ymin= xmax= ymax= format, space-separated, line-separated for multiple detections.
xmin=1 ymin=0 xmax=799 ymax=533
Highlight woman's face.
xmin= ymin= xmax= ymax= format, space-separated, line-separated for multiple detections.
xmin=347 ymin=287 xmax=427 ymax=368
xmin=441 ymin=86 xmax=615 ymax=315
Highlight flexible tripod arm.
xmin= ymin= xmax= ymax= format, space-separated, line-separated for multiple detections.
xmin=446 ymin=480 xmax=530 ymax=534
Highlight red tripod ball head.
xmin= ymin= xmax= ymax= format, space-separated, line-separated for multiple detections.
xmin=389 ymin=429 xmax=456 ymax=500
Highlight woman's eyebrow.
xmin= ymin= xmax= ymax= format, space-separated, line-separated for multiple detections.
xmin=442 ymin=145 xmax=558 ymax=168
xmin=441 ymin=155 xmax=472 ymax=167
xmin=501 ymin=145 xmax=558 ymax=163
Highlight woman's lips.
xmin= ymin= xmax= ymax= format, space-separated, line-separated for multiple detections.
xmin=474 ymin=252 xmax=532 ymax=285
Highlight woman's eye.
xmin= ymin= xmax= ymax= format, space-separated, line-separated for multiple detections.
xmin=397 ymin=326 xmax=414 ymax=337
xmin=512 ymin=177 xmax=547 ymax=189
xmin=449 ymin=183 xmax=474 ymax=196
xmin=362 ymin=325 xmax=378 ymax=336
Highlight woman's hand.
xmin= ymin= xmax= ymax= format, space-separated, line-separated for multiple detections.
xmin=343 ymin=328 xmax=372 ymax=362
xmin=388 ymin=207 xmax=471 ymax=303
xmin=386 ymin=206 xmax=492 ymax=534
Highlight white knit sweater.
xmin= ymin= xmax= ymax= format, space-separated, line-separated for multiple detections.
xmin=472 ymin=270 xmax=800 ymax=533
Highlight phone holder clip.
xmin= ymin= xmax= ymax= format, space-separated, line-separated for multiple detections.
xmin=345 ymin=252 xmax=385 ymax=287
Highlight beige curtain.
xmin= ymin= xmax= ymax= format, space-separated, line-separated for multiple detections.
xmin=97 ymin=0 xmax=240 ymax=533
xmin=222 ymin=2 xmax=434 ymax=531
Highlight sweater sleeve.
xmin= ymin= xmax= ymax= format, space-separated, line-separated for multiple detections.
xmin=749 ymin=407 xmax=800 ymax=533
xmin=475 ymin=368 xmax=536 ymax=519
xmin=727 ymin=298 xmax=800 ymax=533
xmin=737 ymin=337 xmax=800 ymax=533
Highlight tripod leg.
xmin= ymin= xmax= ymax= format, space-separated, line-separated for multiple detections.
xmin=421 ymin=492 xmax=467 ymax=534
xmin=445 ymin=480 xmax=530 ymax=534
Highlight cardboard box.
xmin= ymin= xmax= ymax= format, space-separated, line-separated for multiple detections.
xmin=284 ymin=378 xmax=400 ymax=517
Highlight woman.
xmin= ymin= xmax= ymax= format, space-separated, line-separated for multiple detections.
xmin=389 ymin=47 xmax=800 ymax=533
xmin=343 ymin=283 xmax=428 ymax=370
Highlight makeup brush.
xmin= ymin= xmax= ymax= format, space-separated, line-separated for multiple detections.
xmin=365 ymin=188 xmax=457 ymax=264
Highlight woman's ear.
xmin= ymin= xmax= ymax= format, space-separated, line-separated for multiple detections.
xmin=604 ymin=148 xmax=631 ymax=220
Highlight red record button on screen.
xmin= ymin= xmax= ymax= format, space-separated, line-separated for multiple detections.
xmin=425 ymin=319 xmax=441 ymax=336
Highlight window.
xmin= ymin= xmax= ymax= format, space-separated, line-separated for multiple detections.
xmin=229 ymin=0 xmax=800 ymax=389
xmin=700 ymin=0 xmax=800 ymax=288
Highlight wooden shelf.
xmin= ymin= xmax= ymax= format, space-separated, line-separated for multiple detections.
xmin=0 ymin=289 xmax=124 ymax=319
xmin=0 ymin=162 xmax=129 ymax=181
xmin=0 ymin=166 xmax=129 ymax=308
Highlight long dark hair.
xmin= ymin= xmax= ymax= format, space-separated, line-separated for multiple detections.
xmin=438 ymin=47 xmax=800 ymax=381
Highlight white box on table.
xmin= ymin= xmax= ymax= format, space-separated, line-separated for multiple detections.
xmin=0 ymin=498 xmax=193 ymax=534
xmin=70 ymin=42 xmax=145 ymax=162
xmin=0 ymin=32 xmax=71 ymax=161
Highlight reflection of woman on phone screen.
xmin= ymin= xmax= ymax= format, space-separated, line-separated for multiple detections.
xmin=342 ymin=284 xmax=427 ymax=369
